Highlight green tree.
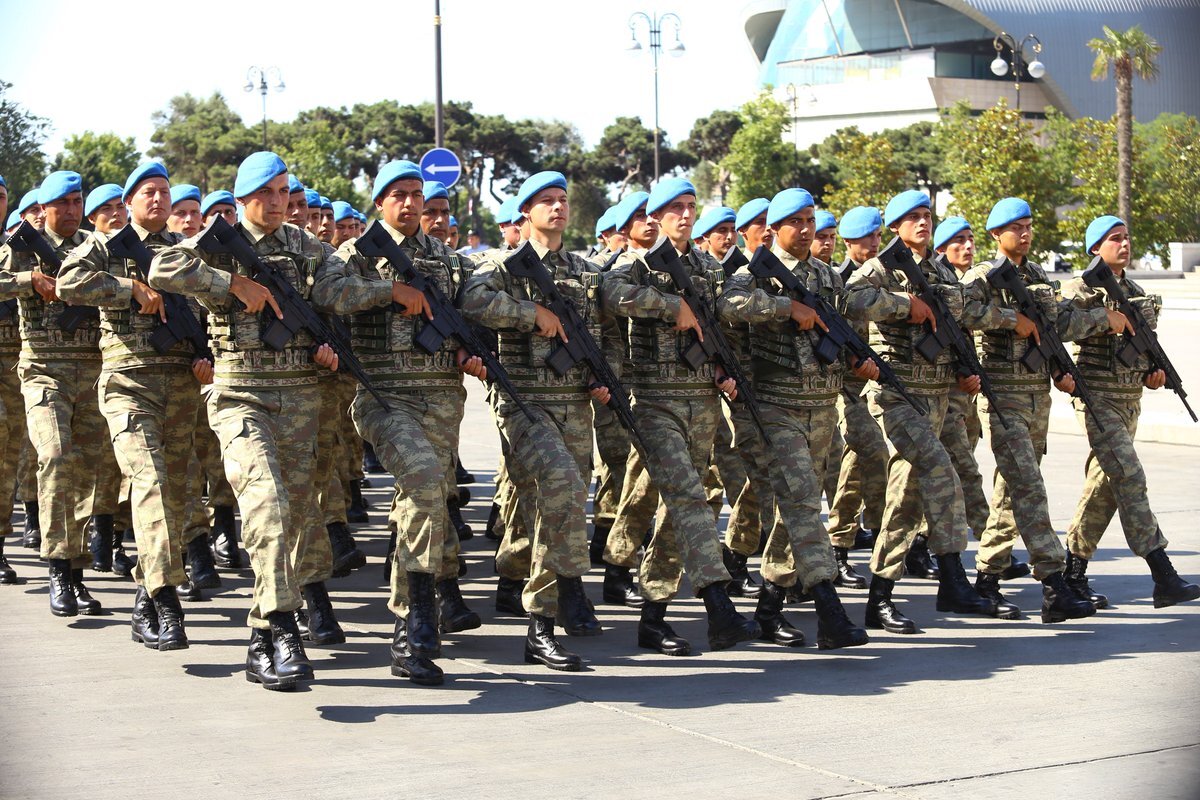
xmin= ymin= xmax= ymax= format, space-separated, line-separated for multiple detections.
xmin=816 ymin=127 xmax=907 ymax=217
xmin=148 ymin=93 xmax=258 ymax=194
xmin=722 ymin=91 xmax=798 ymax=208
xmin=0 ymin=81 xmax=49 ymax=195
xmin=880 ymin=121 xmax=947 ymax=200
xmin=681 ymin=109 xmax=743 ymax=204
xmin=277 ymin=117 xmax=362 ymax=206
xmin=590 ymin=116 xmax=684 ymax=198
xmin=50 ymin=131 xmax=140 ymax=192
xmin=1088 ymin=25 xmax=1162 ymax=223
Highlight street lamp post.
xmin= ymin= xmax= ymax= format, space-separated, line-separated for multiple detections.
xmin=626 ymin=11 xmax=685 ymax=182
xmin=433 ymin=0 xmax=444 ymax=148
xmin=990 ymin=33 xmax=1046 ymax=112
xmin=244 ymin=66 xmax=285 ymax=150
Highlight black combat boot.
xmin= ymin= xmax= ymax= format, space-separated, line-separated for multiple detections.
xmin=302 ymin=582 xmax=346 ymax=645
xmin=90 ymin=514 xmax=114 ymax=572
xmin=834 ymin=546 xmax=868 ymax=590
xmin=722 ymin=545 xmax=762 ymax=599
xmin=1041 ymin=572 xmax=1098 ymax=623
xmin=935 ymin=553 xmax=996 ymax=616
xmin=22 ymin=501 xmax=40 ymax=549
xmin=406 ymin=572 xmax=441 ymax=658
xmin=111 ymin=528 xmax=135 ymax=577
xmin=152 ymin=586 xmax=189 ymax=650
xmin=447 ymin=497 xmax=471 ymax=541
xmin=186 ymin=534 xmax=221 ymax=590
xmin=1145 ymin=548 xmax=1200 ymax=608
xmin=457 ymin=486 xmax=471 ymax=507
xmin=786 ymin=584 xmax=813 ymax=604
xmin=602 ymin=564 xmax=644 ymax=608
xmin=904 ymin=534 xmax=939 ymax=579
xmin=865 ymin=575 xmax=916 ymax=634
xmin=524 ymin=614 xmax=582 ymax=671
xmin=48 ymin=559 xmax=77 ymax=616
xmin=437 ymin=578 xmax=482 ymax=633
xmin=852 ymin=526 xmax=876 ymax=551
xmin=327 ymin=522 xmax=367 ymax=578
xmin=130 ymin=585 xmax=160 ymax=648
xmin=754 ymin=580 xmax=806 ymax=647
xmin=810 ymin=580 xmax=869 ymax=649
xmin=589 ymin=521 xmax=611 ymax=566
xmin=266 ymin=611 xmax=314 ymax=683
xmin=389 ymin=617 xmax=444 ymax=686
xmin=362 ymin=442 xmax=385 ymax=474
xmin=975 ymin=572 xmax=1022 ymax=619
xmin=496 ymin=577 xmax=526 ymax=616
xmin=700 ymin=581 xmax=761 ymax=650
xmin=245 ymin=628 xmax=292 ymax=691
xmin=455 ymin=458 xmax=475 ymax=485
xmin=484 ymin=502 xmax=501 ymax=541
xmin=0 ymin=538 xmax=17 ymax=584
xmin=347 ymin=482 xmax=370 ymax=523
xmin=71 ymin=568 xmax=102 ymax=615
xmin=294 ymin=608 xmax=310 ymax=637
xmin=556 ymin=575 xmax=601 ymax=637
xmin=1000 ymin=554 xmax=1031 ymax=580
xmin=209 ymin=505 xmax=243 ymax=569
xmin=637 ymin=601 xmax=691 ymax=655
xmin=176 ymin=578 xmax=204 ymax=602
xmin=1064 ymin=551 xmax=1108 ymax=609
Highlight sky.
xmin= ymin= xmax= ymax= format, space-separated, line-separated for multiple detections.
xmin=1 ymin=0 xmax=764 ymax=184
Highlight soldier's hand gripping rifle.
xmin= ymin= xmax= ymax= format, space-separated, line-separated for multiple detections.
xmin=986 ymin=257 xmax=1103 ymax=430
xmin=748 ymin=245 xmax=927 ymax=415
xmin=354 ymin=221 xmax=535 ymax=423
xmin=506 ymin=240 xmax=646 ymax=452
xmin=196 ymin=215 xmax=391 ymax=412
xmin=7 ymin=220 xmax=99 ymax=333
xmin=107 ymin=224 xmax=213 ymax=362
xmin=643 ymin=236 xmax=771 ymax=445
xmin=1082 ymin=256 xmax=1196 ymax=422
xmin=878 ymin=237 xmax=1008 ymax=427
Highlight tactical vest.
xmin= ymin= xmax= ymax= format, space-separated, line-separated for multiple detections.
xmin=625 ymin=258 xmax=718 ymax=395
xmin=1074 ymin=277 xmax=1160 ymax=402
xmin=10 ymin=232 xmax=102 ymax=361
xmin=978 ymin=260 xmax=1059 ymax=392
xmin=870 ymin=256 xmax=961 ymax=394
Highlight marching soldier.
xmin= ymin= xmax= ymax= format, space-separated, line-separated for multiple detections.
xmin=167 ymin=185 xmax=203 ymax=238
xmin=201 ymin=191 xmax=238 ymax=226
xmin=0 ymin=175 xmax=16 ymax=585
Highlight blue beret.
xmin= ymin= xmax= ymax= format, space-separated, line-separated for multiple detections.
xmin=986 ymin=197 xmax=1032 ymax=231
xmin=1085 ymin=215 xmax=1125 ymax=254
xmin=594 ymin=208 xmax=614 ymax=239
xmin=814 ymin=210 xmax=837 ymax=233
xmin=37 ymin=171 xmax=83 ymax=205
xmin=84 ymin=184 xmax=124 ymax=217
xmin=201 ymin=190 xmax=236 ymax=216
xmin=423 ymin=181 xmax=449 ymax=202
xmin=17 ymin=189 xmax=39 ymax=215
xmin=170 ymin=184 xmax=201 ymax=207
xmin=355 ymin=211 xmax=366 ymax=223
xmin=448 ymin=215 xmax=459 ymax=228
xmin=287 ymin=175 xmax=304 ymax=194
xmin=646 ymin=177 xmax=696 ymax=215
xmin=122 ymin=161 xmax=169 ymax=200
xmin=516 ymin=171 xmax=568 ymax=212
xmin=332 ymin=201 xmax=356 ymax=222
xmin=496 ymin=197 xmax=518 ymax=226
xmin=0 ymin=175 xmax=5 ymax=188
xmin=372 ymin=160 xmax=422 ymax=201
xmin=767 ymin=188 xmax=816 ymax=227
xmin=303 ymin=188 xmax=321 ymax=208
xmin=611 ymin=191 xmax=650 ymax=232
xmin=883 ymin=190 xmax=930 ymax=227
xmin=6 ymin=210 xmax=20 ymax=230
xmin=319 ymin=195 xmax=332 ymax=210
xmin=234 ymin=151 xmax=288 ymax=198
xmin=735 ymin=198 xmax=770 ymax=231
xmin=933 ymin=216 xmax=972 ymax=251
xmin=838 ymin=206 xmax=882 ymax=240
xmin=693 ymin=206 xmax=736 ymax=239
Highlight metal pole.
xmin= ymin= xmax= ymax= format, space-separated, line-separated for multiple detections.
xmin=651 ymin=15 xmax=661 ymax=181
xmin=434 ymin=0 xmax=444 ymax=148
xmin=260 ymin=78 xmax=268 ymax=150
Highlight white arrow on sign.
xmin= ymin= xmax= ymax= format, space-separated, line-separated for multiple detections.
xmin=425 ymin=165 xmax=460 ymax=174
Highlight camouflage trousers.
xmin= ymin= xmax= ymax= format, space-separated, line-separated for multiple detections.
xmin=823 ymin=425 xmax=843 ymax=506
xmin=826 ymin=389 xmax=888 ymax=548
xmin=605 ymin=445 xmax=659 ymax=567
xmin=758 ymin=402 xmax=840 ymax=590
xmin=627 ymin=394 xmax=730 ymax=602
xmin=1066 ymin=396 xmax=1167 ymax=560
xmin=868 ymin=387 xmax=968 ymax=581
xmin=18 ymin=436 xmax=37 ymax=503
xmin=494 ymin=440 xmax=533 ymax=582
xmin=292 ymin=376 xmax=342 ymax=587
xmin=942 ymin=388 xmax=990 ymax=537
xmin=182 ymin=388 xmax=232 ymax=547
xmin=705 ymin=412 xmax=742 ymax=521
xmin=724 ymin=404 xmax=775 ymax=557
xmin=98 ymin=367 xmax=198 ymax=595
xmin=973 ymin=391 xmax=1066 ymax=579
xmin=206 ymin=385 xmax=320 ymax=628
xmin=591 ymin=400 xmax=631 ymax=527
xmin=321 ymin=378 xmax=350 ymax=527
xmin=0 ymin=353 xmax=24 ymax=538
xmin=496 ymin=400 xmax=592 ymax=617
xmin=337 ymin=376 xmax=363 ymax=501
xmin=20 ymin=358 xmax=119 ymax=563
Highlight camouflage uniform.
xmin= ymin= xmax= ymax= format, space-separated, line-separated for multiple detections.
xmin=57 ymin=223 xmax=200 ymax=594
xmin=1059 ymin=272 xmax=1168 ymax=559
xmin=149 ymin=219 xmax=329 ymax=628
xmin=0 ymin=227 xmax=118 ymax=564
xmin=0 ymin=306 xmax=24 ymax=541
xmin=717 ymin=243 xmax=841 ymax=590
xmin=961 ymin=256 xmax=1111 ymax=579
xmin=462 ymin=240 xmax=599 ymax=616
xmin=940 ymin=386 xmax=990 ymax=537
xmin=605 ymin=446 xmax=659 ymax=567
xmin=602 ymin=242 xmax=730 ymax=601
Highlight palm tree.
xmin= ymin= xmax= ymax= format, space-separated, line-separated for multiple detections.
xmin=1088 ymin=25 xmax=1162 ymax=224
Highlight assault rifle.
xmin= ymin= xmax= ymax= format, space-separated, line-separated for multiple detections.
xmin=719 ymin=246 xmax=748 ymax=277
xmin=7 ymin=220 xmax=98 ymax=333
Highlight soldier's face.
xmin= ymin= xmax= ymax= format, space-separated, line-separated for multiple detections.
xmin=89 ymin=199 xmax=128 ymax=233
xmin=168 ymin=200 xmax=203 ymax=238
xmin=376 ymin=179 xmax=424 ymax=236
xmin=447 ymin=226 xmax=459 ymax=248
xmin=607 ymin=231 xmax=628 ymax=252
xmin=319 ymin=209 xmax=335 ymax=242
xmin=306 ymin=206 xmax=323 ymax=236
xmin=625 ymin=208 xmax=659 ymax=249
xmin=993 ymin=218 xmax=1032 ymax=259
xmin=287 ymin=193 xmax=308 ymax=226
xmin=1095 ymin=225 xmax=1131 ymax=270
xmin=43 ymin=192 xmax=83 ymax=238
xmin=239 ymin=173 xmax=290 ymax=234
xmin=742 ymin=216 xmax=772 ymax=251
xmin=333 ymin=216 xmax=358 ymax=246
xmin=206 ymin=204 xmax=237 ymax=227
xmin=128 ymin=177 xmax=171 ymax=230
xmin=421 ymin=197 xmax=451 ymax=241
xmin=0 ymin=186 xmax=7 ymax=223
xmin=844 ymin=230 xmax=881 ymax=265
xmin=814 ymin=228 xmax=837 ymax=261
xmin=941 ymin=229 xmax=975 ymax=272
xmin=772 ymin=207 xmax=816 ymax=260
xmin=24 ymin=205 xmax=44 ymax=230
xmin=654 ymin=194 xmax=696 ymax=245
xmin=501 ymin=223 xmax=522 ymax=247
xmin=705 ymin=222 xmax=736 ymax=260
xmin=527 ymin=188 xmax=569 ymax=234
xmin=892 ymin=207 xmax=932 ymax=251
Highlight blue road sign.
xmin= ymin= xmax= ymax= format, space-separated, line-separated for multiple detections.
xmin=419 ymin=148 xmax=462 ymax=189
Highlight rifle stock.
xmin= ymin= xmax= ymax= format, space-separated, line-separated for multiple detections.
xmin=7 ymin=221 xmax=100 ymax=333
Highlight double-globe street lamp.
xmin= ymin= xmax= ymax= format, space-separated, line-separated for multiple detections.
xmin=626 ymin=11 xmax=685 ymax=182
xmin=245 ymin=66 xmax=286 ymax=150
xmin=990 ymin=33 xmax=1046 ymax=112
